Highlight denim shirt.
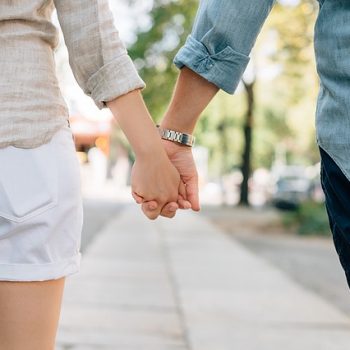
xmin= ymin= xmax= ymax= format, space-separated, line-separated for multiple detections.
xmin=174 ymin=0 xmax=350 ymax=181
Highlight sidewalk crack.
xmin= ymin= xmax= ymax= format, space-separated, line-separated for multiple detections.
xmin=155 ymin=222 xmax=193 ymax=350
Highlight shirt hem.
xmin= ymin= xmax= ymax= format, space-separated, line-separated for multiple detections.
xmin=0 ymin=119 xmax=69 ymax=149
xmin=317 ymin=139 xmax=350 ymax=183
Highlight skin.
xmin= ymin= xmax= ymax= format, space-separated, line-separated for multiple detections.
xmin=106 ymin=89 xmax=192 ymax=220
xmin=0 ymin=278 xmax=65 ymax=350
xmin=0 ymin=87 xmax=197 ymax=350
xmin=139 ymin=67 xmax=219 ymax=215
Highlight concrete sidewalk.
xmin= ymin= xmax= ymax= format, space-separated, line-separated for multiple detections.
xmin=57 ymin=205 xmax=350 ymax=350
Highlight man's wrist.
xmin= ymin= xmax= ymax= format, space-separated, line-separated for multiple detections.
xmin=160 ymin=116 xmax=196 ymax=135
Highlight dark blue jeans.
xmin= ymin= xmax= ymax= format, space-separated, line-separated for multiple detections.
xmin=320 ymin=146 xmax=350 ymax=288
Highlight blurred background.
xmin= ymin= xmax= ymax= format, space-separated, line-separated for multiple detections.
xmin=53 ymin=0 xmax=350 ymax=349
xmin=54 ymin=0 xmax=325 ymax=220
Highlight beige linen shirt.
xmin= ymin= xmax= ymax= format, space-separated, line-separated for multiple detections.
xmin=0 ymin=0 xmax=145 ymax=148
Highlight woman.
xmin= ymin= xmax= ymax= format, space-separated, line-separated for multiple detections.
xmin=0 ymin=1 xmax=189 ymax=349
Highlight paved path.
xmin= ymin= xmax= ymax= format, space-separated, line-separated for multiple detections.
xmin=201 ymin=206 xmax=350 ymax=315
xmin=57 ymin=205 xmax=350 ymax=350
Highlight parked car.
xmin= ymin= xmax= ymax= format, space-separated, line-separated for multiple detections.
xmin=271 ymin=166 xmax=312 ymax=210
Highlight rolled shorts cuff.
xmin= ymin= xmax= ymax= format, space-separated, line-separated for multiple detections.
xmin=0 ymin=252 xmax=81 ymax=282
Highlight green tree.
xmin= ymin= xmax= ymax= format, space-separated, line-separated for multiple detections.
xmin=239 ymin=79 xmax=255 ymax=205
xmin=128 ymin=0 xmax=198 ymax=120
xmin=260 ymin=0 xmax=319 ymax=165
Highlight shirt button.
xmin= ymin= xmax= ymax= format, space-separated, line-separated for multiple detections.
xmin=206 ymin=60 xmax=214 ymax=70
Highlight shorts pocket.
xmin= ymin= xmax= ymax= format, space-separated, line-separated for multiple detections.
xmin=0 ymin=143 xmax=58 ymax=223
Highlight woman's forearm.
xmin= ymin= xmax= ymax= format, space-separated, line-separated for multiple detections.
xmin=106 ymin=89 xmax=166 ymax=158
xmin=107 ymin=89 xmax=188 ymax=219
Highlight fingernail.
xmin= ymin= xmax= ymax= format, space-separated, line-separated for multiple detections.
xmin=169 ymin=206 xmax=177 ymax=212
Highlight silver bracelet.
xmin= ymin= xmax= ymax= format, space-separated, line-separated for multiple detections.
xmin=156 ymin=125 xmax=195 ymax=147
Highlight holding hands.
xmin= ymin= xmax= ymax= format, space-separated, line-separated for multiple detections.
xmin=107 ymin=67 xmax=218 ymax=220
xmin=106 ymin=89 xmax=197 ymax=220
xmin=130 ymin=146 xmax=190 ymax=219
xmin=133 ymin=66 xmax=219 ymax=219
xmin=133 ymin=136 xmax=200 ymax=219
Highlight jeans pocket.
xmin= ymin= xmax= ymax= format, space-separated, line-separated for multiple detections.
xmin=0 ymin=143 xmax=58 ymax=223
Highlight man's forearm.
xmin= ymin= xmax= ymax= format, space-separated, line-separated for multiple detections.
xmin=160 ymin=67 xmax=219 ymax=134
xmin=162 ymin=0 xmax=275 ymax=133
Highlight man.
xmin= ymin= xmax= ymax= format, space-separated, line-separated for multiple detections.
xmin=135 ymin=0 xmax=350 ymax=287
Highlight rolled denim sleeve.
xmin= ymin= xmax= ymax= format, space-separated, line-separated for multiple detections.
xmin=54 ymin=0 xmax=146 ymax=110
xmin=174 ymin=0 xmax=276 ymax=94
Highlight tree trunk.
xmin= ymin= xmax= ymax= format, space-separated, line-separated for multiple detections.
xmin=218 ymin=119 xmax=229 ymax=205
xmin=239 ymin=80 xmax=255 ymax=206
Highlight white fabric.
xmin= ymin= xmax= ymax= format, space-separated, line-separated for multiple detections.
xmin=0 ymin=125 xmax=83 ymax=281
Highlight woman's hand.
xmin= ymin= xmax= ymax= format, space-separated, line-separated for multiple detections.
xmin=131 ymin=149 xmax=188 ymax=220
xmin=139 ymin=140 xmax=200 ymax=217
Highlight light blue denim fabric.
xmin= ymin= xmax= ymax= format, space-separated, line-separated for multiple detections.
xmin=174 ymin=0 xmax=350 ymax=181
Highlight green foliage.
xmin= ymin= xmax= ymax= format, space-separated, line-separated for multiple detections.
xmin=128 ymin=0 xmax=198 ymax=119
xmin=253 ymin=106 xmax=293 ymax=168
xmin=269 ymin=0 xmax=318 ymax=103
xmin=251 ymin=0 xmax=319 ymax=172
xmin=282 ymin=201 xmax=331 ymax=236
xmin=195 ymin=91 xmax=245 ymax=176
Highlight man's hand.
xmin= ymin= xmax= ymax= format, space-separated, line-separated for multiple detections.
xmin=141 ymin=139 xmax=200 ymax=215
xmin=163 ymin=140 xmax=200 ymax=211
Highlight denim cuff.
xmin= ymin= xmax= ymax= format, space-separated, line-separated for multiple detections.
xmin=86 ymin=54 xmax=146 ymax=110
xmin=174 ymin=35 xmax=250 ymax=94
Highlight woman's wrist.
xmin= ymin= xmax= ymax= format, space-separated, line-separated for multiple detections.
xmin=134 ymin=135 xmax=168 ymax=160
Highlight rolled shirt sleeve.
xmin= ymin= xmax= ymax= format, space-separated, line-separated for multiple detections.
xmin=174 ymin=0 xmax=276 ymax=94
xmin=53 ymin=0 xmax=146 ymax=109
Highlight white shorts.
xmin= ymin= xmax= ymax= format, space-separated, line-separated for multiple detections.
xmin=0 ymin=124 xmax=83 ymax=281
